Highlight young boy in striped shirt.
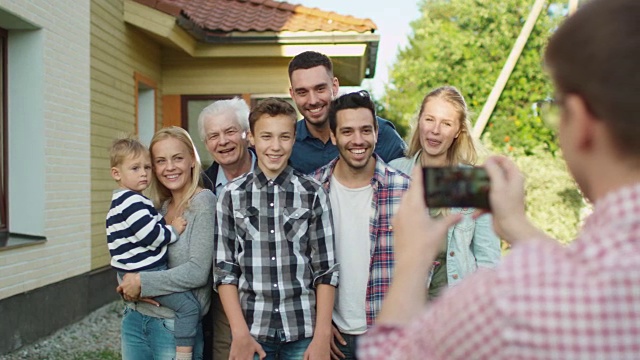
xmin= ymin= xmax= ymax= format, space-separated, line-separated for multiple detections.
xmin=106 ymin=137 xmax=198 ymax=360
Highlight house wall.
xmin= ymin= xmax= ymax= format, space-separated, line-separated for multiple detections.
xmin=0 ymin=0 xmax=91 ymax=300
xmin=0 ymin=0 xmax=92 ymax=353
xmin=162 ymin=49 xmax=291 ymax=95
xmin=90 ymin=0 xmax=163 ymax=269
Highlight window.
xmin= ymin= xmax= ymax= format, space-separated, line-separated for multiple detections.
xmin=0 ymin=27 xmax=7 ymax=233
xmin=0 ymin=10 xmax=47 ymax=246
xmin=135 ymin=73 xmax=157 ymax=147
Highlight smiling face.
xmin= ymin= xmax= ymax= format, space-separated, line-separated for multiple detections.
xmin=418 ymin=97 xmax=462 ymax=166
xmin=150 ymin=137 xmax=195 ymax=195
xmin=203 ymin=110 xmax=249 ymax=167
xmin=289 ymin=65 xmax=339 ymax=128
xmin=111 ymin=153 xmax=152 ymax=193
xmin=249 ymin=114 xmax=296 ymax=179
xmin=330 ymin=107 xmax=378 ymax=172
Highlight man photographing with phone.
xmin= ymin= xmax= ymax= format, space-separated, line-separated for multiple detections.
xmin=359 ymin=0 xmax=640 ymax=358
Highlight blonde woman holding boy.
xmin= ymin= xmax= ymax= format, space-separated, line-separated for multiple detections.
xmin=107 ymin=136 xmax=199 ymax=360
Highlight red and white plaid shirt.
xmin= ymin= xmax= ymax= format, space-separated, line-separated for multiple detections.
xmin=359 ymin=183 xmax=640 ymax=359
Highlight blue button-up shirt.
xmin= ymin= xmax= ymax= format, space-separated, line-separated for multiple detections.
xmin=289 ymin=116 xmax=407 ymax=174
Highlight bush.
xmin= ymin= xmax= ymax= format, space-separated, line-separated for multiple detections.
xmin=485 ymin=140 xmax=586 ymax=245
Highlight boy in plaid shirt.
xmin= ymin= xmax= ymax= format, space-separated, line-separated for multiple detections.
xmin=215 ymin=98 xmax=338 ymax=360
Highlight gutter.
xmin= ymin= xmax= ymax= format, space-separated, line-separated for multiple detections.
xmin=177 ymin=17 xmax=380 ymax=79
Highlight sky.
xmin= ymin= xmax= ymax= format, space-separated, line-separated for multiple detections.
xmin=295 ymin=0 xmax=422 ymax=98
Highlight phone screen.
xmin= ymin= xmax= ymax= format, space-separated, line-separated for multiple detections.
xmin=422 ymin=166 xmax=491 ymax=210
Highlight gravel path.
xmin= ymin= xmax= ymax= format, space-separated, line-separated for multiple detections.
xmin=1 ymin=301 xmax=123 ymax=360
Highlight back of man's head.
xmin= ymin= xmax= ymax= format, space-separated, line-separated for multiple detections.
xmin=288 ymin=51 xmax=334 ymax=79
xmin=545 ymin=0 xmax=640 ymax=156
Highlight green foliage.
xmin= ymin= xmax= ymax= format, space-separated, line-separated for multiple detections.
xmin=374 ymin=94 xmax=409 ymax=138
xmin=380 ymin=0 xmax=586 ymax=246
xmin=68 ymin=350 xmax=121 ymax=360
xmin=382 ymin=0 xmax=564 ymax=155
xmin=487 ymin=141 xmax=586 ymax=245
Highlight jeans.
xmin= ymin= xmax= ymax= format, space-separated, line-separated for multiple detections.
xmin=254 ymin=329 xmax=312 ymax=360
xmin=121 ymin=307 xmax=204 ymax=360
xmin=334 ymin=332 xmax=359 ymax=360
xmin=119 ymin=268 xmax=201 ymax=347
xmin=154 ymin=290 xmax=201 ymax=346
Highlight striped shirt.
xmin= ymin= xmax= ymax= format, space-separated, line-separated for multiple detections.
xmin=359 ymin=183 xmax=640 ymax=359
xmin=313 ymin=154 xmax=410 ymax=327
xmin=106 ymin=189 xmax=178 ymax=272
xmin=214 ymin=165 xmax=339 ymax=342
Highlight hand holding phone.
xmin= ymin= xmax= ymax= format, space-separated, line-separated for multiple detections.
xmin=422 ymin=166 xmax=491 ymax=210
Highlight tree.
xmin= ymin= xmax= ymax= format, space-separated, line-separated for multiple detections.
xmin=380 ymin=0 xmax=586 ymax=244
xmin=381 ymin=0 xmax=564 ymax=155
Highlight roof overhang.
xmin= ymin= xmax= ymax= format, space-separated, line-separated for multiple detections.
xmin=123 ymin=0 xmax=379 ymax=84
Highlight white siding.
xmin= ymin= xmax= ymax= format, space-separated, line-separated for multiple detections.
xmin=0 ymin=0 xmax=91 ymax=300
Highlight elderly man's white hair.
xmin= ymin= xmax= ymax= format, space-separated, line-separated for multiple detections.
xmin=197 ymin=97 xmax=250 ymax=141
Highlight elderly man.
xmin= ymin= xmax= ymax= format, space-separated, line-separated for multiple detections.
xmin=197 ymin=97 xmax=256 ymax=360
xmin=199 ymin=97 xmax=256 ymax=194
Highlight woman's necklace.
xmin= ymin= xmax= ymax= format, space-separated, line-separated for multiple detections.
xmin=164 ymin=199 xmax=184 ymax=224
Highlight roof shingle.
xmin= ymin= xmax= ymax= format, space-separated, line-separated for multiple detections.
xmin=137 ymin=0 xmax=377 ymax=33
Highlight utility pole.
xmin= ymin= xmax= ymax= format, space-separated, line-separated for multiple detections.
xmin=568 ymin=0 xmax=579 ymax=15
xmin=471 ymin=0 xmax=546 ymax=139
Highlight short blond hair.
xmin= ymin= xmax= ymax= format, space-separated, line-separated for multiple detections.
xmin=109 ymin=136 xmax=148 ymax=168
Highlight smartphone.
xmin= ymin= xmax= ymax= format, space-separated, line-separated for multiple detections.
xmin=422 ymin=166 xmax=491 ymax=210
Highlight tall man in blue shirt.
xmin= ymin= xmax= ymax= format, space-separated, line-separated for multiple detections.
xmin=288 ymin=51 xmax=407 ymax=174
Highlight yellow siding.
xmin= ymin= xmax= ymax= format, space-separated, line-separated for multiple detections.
xmin=90 ymin=0 xmax=163 ymax=269
xmin=162 ymin=49 xmax=291 ymax=95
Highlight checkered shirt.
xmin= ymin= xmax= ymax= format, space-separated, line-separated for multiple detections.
xmin=359 ymin=183 xmax=640 ymax=359
xmin=214 ymin=165 xmax=338 ymax=342
xmin=313 ymin=154 xmax=410 ymax=327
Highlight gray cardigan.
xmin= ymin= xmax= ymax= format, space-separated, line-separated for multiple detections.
xmin=125 ymin=189 xmax=216 ymax=318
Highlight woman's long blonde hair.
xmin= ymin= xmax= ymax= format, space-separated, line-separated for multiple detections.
xmin=148 ymin=126 xmax=203 ymax=211
xmin=407 ymin=86 xmax=480 ymax=166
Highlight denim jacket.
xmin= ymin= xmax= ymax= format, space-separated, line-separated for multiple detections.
xmin=389 ymin=152 xmax=501 ymax=287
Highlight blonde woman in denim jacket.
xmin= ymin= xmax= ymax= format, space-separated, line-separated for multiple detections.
xmin=389 ymin=86 xmax=501 ymax=300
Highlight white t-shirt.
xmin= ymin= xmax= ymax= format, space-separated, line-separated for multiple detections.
xmin=329 ymin=176 xmax=373 ymax=335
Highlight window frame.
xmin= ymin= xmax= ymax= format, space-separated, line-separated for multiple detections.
xmin=134 ymin=72 xmax=157 ymax=146
xmin=0 ymin=27 xmax=8 ymax=233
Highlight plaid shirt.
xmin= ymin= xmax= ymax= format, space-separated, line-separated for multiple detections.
xmin=359 ymin=183 xmax=640 ymax=359
xmin=313 ymin=154 xmax=410 ymax=327
xmin=214 ymin=165 xmax=338 ymax=342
